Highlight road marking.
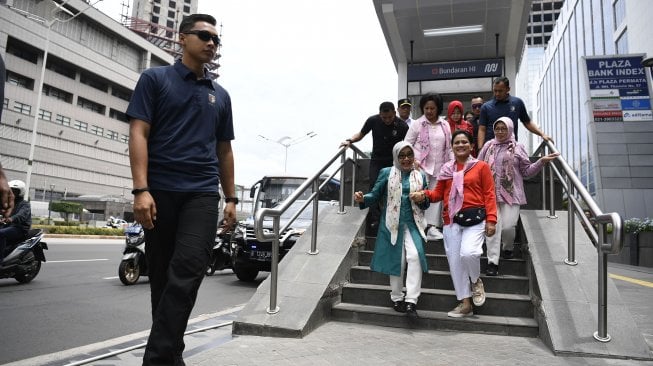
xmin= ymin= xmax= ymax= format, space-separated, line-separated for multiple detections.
xmin=47 ymin=259 xmax=109 ymax=263
xmin=609 ymin=273 xmax=653 ymax=288
xmin=104 ymin=276 xmax=119 ymax=280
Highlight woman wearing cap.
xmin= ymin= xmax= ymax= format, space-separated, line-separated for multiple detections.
xmin=354 ymin=141 xmax=430 ymax=319
xmin=404 ymin=93 xmax=452 ymax=241
xmin=477 ymin=117 xmax=558 ymax=276
xmin=410 ymin=130 xmax=497 ymax=318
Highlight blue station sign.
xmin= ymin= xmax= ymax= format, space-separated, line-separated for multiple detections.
xmin=408 ymin=59 xmax=504 ymax=81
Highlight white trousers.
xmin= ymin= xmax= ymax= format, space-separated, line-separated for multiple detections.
xmin=443 ymin=222 xmax=485 ymax=300
xmin=425 ymin=173 xmax=442 ymax=228
xmin=389 ymin=226 xmax=423 ymax=304
xmin=486 ymin=203 xmax=521 ymax=265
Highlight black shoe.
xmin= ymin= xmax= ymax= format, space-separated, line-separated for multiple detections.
xmin=502 ymin=250 xmax=513 ymax=259
xmin=405 ymin=302 xmax=418 ymax=319
xmin=486 ymin=263 xmax=498 ymax=276
xmin=393 ymin=300 xmax=406 ymax=313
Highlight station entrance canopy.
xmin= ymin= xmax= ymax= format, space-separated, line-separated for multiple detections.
xmin=373 ymin=0 xmax=530 ymax=76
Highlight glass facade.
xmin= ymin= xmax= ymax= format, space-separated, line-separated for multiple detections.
xmin=534 ymin=0 xmax=623 ymax=195
xmin=531 ymin=0 xmax=653 ymax=219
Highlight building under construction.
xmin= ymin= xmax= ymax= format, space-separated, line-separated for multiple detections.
xmin=122 ymin=0 xmax=220 ymax=78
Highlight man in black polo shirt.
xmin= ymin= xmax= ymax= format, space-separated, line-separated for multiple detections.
xmin=127 ymin=14 xmax=236 ymax=366
xmin=341 ymin=102 xmax=408 ymax=229
xmin=477 ymin=77 xmax=551 ymax=150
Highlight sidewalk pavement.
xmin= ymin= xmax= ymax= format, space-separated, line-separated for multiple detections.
xmin=17 ymin=263 xmax=653 ymax=366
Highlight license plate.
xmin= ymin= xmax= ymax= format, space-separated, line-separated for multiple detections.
xmin=251 ymin=250 xmax=271 ymax=260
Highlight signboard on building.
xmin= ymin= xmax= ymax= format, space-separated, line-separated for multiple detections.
xmin=407 ymin=59 xmax=504 ymax=81
xmin=584 ymin=55 xmax=652 ymax=122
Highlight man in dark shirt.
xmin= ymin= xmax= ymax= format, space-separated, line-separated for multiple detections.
xmin=477 ymin=77 xmax=550 ymax=149
xmin=341 ymin=102 xmax=408 ymax=230
xmin=470 ymin=95 xmax=483 ymax=142
xmin=341 ymin=101 xmax=409 ymax=188
xmin=126 ymin=14 xmax=236 ymax=366
xmin=397 ymin=98 xmax=413 ymax=126
xmin=0 ymin=180 xmax=30 ymax=262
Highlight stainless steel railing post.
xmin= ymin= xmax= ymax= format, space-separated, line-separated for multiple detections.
xmin=308 ymin=180 xmax=319 ymax=255
xmin=547 ymin=152 xmax=557 ymax=219
xmin=339 ymin=151 xmax=346 ymax=214
xmin=351 ymin=151 xmax=358 ymax=206
xmin=593 ymin=223 xmax=611 ymax=342
xmin=267 ymin=215 xmax=281 ymax=314
xmin=541 ymin=150 xmax=547 ymax=211
xmin=565 ymin=174 xmax=577 ymax=265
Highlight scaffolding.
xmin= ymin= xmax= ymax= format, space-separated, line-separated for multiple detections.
xmin=123 ymin=16 xmax=221 ymax=79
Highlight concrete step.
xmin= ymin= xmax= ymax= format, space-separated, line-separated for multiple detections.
xmin=341 ymin=283 xmax=534 ymax=318
xmin=350 ymin=266 xmax=529 ymax=295
xmin=357 ymin=250 xmax=528 ymax=276
xmin=331 ymin=302 xmax=538 ymax=337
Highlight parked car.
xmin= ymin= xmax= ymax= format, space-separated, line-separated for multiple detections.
xmin=230 ymin=198 xmax=336 ymax=282
xmin=106 ymin=217 xmax=128 ymax=229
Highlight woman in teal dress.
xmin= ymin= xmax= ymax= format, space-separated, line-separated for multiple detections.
xmin=354 ymin=141 xmax=430 ymax=318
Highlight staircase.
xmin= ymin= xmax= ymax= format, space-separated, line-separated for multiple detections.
xmin=331 ymin=235 xmax=538 ymax=337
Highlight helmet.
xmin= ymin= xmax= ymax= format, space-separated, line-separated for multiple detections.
xmin=8 ymin=180 xmax=26 ymax=198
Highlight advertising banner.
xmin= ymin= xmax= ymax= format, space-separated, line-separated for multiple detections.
xmin=584 ymin=55 xmax=652 ymax=122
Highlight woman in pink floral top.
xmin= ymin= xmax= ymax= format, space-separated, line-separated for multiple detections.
xmin=404 ymin=93 xmax=453 ymax=241
xmin=477 ymin=117 xmax=558 ymax=276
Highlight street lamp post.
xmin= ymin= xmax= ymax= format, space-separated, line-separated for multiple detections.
xmin=257 ymin=132 xmax=317 ymax=172
xmin=24 ymin=0 xmax=100 ymax=200
xmin=47 ymin=184 xmax=55 ymax=225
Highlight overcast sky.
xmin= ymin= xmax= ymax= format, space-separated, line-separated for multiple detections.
xmin=94 ymin=0 xmax=398 ymax=188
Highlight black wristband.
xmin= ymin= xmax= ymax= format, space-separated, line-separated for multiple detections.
xmin=131 ymin=187 xmax=149 ymax=195
xmin=225 ymin=197 xmax=239 ymax=204
xmin=346 ymin=138 xmax=352 ymax=142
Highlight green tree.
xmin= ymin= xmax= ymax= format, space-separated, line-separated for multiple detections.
xmin=50 ymin=201 xmax=83 ymax=222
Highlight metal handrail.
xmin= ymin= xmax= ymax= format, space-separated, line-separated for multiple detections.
xmin=254 ymin=144 xmax=369 ymax=314
xmin=532 ymin=139 xmax=623 ymax=342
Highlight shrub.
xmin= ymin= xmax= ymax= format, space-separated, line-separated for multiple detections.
xmin=624 ymin=218 xmax=653 ymax=234
xmin=33 ymin=225 xmax=124 ymax=236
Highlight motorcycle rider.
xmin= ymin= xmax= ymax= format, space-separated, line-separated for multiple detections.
xmin=0 ymin=180 xmax=31 ymax=263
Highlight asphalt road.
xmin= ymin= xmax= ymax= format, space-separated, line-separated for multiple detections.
xmin=0 ymin=238 xmax=263 ymax=364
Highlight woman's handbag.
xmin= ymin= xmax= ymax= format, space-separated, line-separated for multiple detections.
xmin=453 ymin=207 xmax=486 ymax=227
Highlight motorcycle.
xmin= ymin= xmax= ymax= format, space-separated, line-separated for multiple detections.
xmin=206 ymin=227 xmax=233 ymax=276
xmin=118 ymin=224 xmax=147 ymax=285
xmin=0 ymin=229 xmax=48 ymax=284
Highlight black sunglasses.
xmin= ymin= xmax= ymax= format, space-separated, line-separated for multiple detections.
xmin=183 ymin=30 xmax=220 ymax=45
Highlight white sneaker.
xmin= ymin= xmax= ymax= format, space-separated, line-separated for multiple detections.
xmin=447 ymin=302 xmax=473 ymax=318
xmin=471 ymin=278 xmax=486 ymax=307
xmin=427 ymin=226 xmax=443 ymax=241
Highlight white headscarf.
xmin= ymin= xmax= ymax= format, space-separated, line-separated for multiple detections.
xmin=385 ymin=141 xmax=428 ymax=244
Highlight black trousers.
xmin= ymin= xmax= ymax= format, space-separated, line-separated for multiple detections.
xmin=0 ymin=225 xmax=24 ymax=260
xmin=142 ymin=191 xmax=219 ymax=366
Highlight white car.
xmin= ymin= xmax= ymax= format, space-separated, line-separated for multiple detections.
xmin=107 ymin=218 xmax=128 ymax=229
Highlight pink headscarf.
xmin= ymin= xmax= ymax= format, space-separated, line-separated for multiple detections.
xmin=481 ymin=116 xmax=518 ymax=205
xmin=437 ymin=153 xmax=478 ymax=222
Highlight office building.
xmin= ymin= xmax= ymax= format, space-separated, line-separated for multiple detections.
xmin=0 ymin=0 xmax=173 ymax=201
xmin=526 ymin=0 xmax=653 ymax=219
xmin=526 ymin=0 xmax=564 ymax=47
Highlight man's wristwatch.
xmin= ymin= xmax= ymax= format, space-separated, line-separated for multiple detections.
xmin=224 ymin=197 xmax=239 ymax=204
